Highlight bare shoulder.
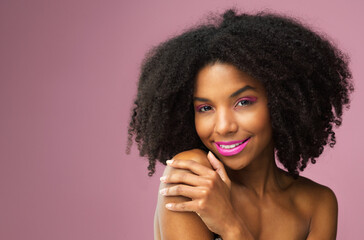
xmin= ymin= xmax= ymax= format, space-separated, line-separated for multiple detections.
xmin=154 ymin=149 xmax=213 ymax=240
xmin=162 ymin=149 xmax=212 ymax=180
xmin=290 ymin=176 xmax=338 ymax=239
xmin=172 ymin=149 xmax=212 ymax=168
xmin=292 ymin=176 xmax=337 ymax=209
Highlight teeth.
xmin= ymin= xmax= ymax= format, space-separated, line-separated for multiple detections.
xmin=219 ymin=142 xmax=243 ymax=149
xmin=218 ymin=138 xmax=250 ymax=149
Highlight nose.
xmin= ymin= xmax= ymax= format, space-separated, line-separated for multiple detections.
xmin=214 ymin=108 xmax=238 ymax=136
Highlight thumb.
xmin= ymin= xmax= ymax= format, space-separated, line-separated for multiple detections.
xmin=207 ymin=151 xmax=231 ymax=188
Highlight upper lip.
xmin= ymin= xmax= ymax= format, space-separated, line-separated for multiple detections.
xmin=215 ymin=137 xmax=251 ymax=145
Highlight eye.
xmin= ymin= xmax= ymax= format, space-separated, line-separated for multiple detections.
xmin=196 ymin=105 xmax=212 ymax=112
xmin=235 ymin=97 xmax=257 ymax=107
xmin=236 ymin=99 xmax=252 ymax=106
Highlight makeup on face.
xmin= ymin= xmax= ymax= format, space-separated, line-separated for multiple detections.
xmin=194 ymin=63 xmax=273 ymax=169
xmin=214 ymin=137 xmax=251 ymax=156
xmin=193 ymin=89 xmax=258 ymax=157
xmin=194 ymin=96 xmax=258 ymax=113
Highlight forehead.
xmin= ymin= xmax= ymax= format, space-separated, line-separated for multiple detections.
xmin=194 ymin=63 xmax=265 ymax=96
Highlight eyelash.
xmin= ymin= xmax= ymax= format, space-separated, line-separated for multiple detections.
xmin=195 ymin=97 xmax=257 ymax=112
xmin=196 ymin=105 xmax=212 ymax=112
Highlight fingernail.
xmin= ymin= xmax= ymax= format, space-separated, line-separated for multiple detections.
xmin=160 ymin=176 xmax=166 ymax=182
xmin=159 ymin=188 xmax=167 ymax=195
xmin=165 ymin=203 xmax=173 ymax=209
xmin=166 ymin=159 xmax=174 ymax=165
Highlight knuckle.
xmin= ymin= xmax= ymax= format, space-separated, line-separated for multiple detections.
xmin=179 ymin=203 xmax=186 ymax=210
xmin=187 ymin=160 xmax=197 ymax=168
xmin=179 ymin=173 xmax=187 ymax=181
xmin=206 ymin=179 xmax=214 ymax=188
xmin=178 ymin=159 xmax=188 ymax=166
xmin=197 ymin=200 xmax=206 ymax=211
xmin=175 ymin=185 xmax=182 ymax=194
xmin=200 ymin=189 xmax=208 ymax=197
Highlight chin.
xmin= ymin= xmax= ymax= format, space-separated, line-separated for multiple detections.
xmin=213 ymin=151 xmax=252 ymax=170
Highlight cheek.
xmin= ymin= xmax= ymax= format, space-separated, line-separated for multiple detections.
xmin=238 ymin=108 xmax=272 ymax=136
xmin=194 ymin=115 xmax=213 ymax=141
xmin=252 ymin=110 xmax=272 ymax=140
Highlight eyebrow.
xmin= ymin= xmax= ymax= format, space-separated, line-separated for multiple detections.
xmin=193 ymin=85 xmax=256 ymax=102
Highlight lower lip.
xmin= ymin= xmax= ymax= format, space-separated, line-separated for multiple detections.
xmin=214 ymin=138 xmax=251 ymax=156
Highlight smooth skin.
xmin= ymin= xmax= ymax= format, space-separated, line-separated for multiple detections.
xmin=154 ymin=63 xmax=338 ymax=240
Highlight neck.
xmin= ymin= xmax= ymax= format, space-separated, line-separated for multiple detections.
xmin=226 ymin=145 xmax=285 ymax=198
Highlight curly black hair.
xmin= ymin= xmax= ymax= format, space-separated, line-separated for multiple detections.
xmin=127 ymin=9 xmax=353 ymax=177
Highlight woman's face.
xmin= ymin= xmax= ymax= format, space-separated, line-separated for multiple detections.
xmin=193 ymin=63 xmax=274 ymax=170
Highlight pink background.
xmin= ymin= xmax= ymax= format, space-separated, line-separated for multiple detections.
xmin=1 ymin=0 xmax=363 ymax=239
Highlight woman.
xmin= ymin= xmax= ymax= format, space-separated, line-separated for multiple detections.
xmin=127 ymin=9 xmax=353 ymax=239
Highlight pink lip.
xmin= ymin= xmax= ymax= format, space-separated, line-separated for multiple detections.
xmin=214 ymin=137 xmax=251 ymax=156
xmin=215 ymin=139 xmax=248 ymax=145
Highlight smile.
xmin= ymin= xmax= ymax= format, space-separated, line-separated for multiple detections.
xmin=214 ymin=137 xmax=251 ymax=156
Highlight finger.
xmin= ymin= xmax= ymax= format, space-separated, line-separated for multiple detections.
xmin=160 ymin=185 xmax=206 ymax=199
xmin=160 ymin=170 xmax=211 ymax=186
xmin=207 ymin=151 xmax=231 ymax=188
xmin=165 ymin=200 xmax=197 ymax=213
xmin=166 ymin=159 xmax=213 ymax=176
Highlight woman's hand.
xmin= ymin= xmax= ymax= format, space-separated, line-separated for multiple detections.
xmin=160 ymin=151 xmax=249 ymax=238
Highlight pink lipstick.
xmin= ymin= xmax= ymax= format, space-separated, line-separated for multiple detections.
xmin=214 ymin=137 xmax=251 ymax=156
